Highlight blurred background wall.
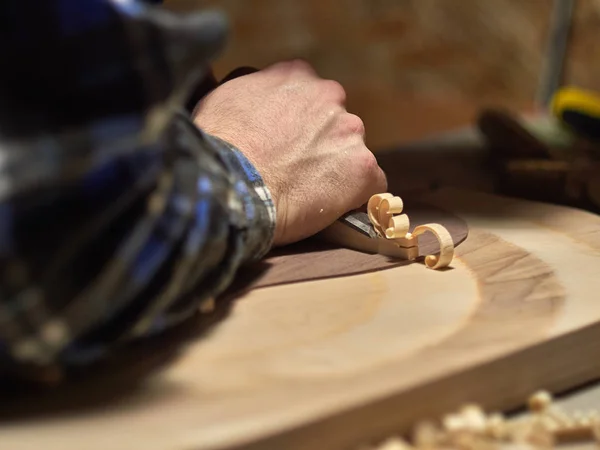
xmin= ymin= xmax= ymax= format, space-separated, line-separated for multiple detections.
xmin=166 ymin=0 xmax=600 ymax=150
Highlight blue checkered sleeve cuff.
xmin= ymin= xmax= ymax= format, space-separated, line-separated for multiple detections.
xmin=202 ymin=133 xmax=276 ymax=261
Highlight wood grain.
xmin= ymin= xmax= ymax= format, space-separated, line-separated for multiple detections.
xmin=4 ymin=188 xmax=600 ymax=450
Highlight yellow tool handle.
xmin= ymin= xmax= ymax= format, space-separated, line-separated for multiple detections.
xmin=551 ymin=86 xmax=600 ymax=141
xmin=552 ymin=87 xmax=600 ymax=118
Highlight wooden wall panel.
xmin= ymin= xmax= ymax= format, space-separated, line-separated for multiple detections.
xmin=165 ymin=1 xmax=595 ymax=149
xmin=565 ymin=0 xmax=600 ymax=92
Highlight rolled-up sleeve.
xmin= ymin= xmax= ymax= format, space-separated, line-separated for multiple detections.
xmin=0 ymin=111 xmax=276 ymax=372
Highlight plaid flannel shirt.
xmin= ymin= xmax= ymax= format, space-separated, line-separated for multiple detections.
xmin=0 ymin=0 xmax=275 ymax=372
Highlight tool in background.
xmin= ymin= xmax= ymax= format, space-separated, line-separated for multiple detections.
xmin=551 ymin=86 xmax=600 ymax=142
xmin=535 ymin=0 xmax=575 ymax=108
xmin=477 ymin=84 xmax=600 ymax=213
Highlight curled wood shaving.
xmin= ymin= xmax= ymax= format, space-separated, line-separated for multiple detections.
xmin=411 ymin=224 xmax=455 ymax=270
xmin=367 ymin=193 xmax=455 ymax=270
xmin=363 ymin=391 xmax=600 ymax=450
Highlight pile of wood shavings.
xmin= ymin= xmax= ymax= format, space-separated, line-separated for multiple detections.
xmin=363 ymin=391 xmax=600 ymax=450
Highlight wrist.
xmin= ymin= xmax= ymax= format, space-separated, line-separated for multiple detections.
xmin=201 ymin=132 xmax=277 ymax=259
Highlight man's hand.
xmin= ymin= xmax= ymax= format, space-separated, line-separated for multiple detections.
xmin=193 ymin=60 xmax=387 ymax=246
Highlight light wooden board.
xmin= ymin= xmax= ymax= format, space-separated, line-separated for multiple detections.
xmin=4 ymin=188 xmax=600 ymax=450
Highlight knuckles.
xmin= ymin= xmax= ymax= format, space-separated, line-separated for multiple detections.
xmin=319 ymin=79 xmax=347 ymax=104
xmin=356 ymin=149 xmax=378 ymax=176
xmin=332 ymin=112 xmax=366 ymax=139
xmin=342 ymin=113 xmax=365 ymax=137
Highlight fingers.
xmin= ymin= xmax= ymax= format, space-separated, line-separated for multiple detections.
xmin=319 ymin=79 xmax=347 ymax=105
xmin=278 ymin=59 xmax=382 ymax=202
xmin=372 ymin=162 xmax=388 ymax=194
xmin=354 ymin=166 xmax=388 ymax=210
xmin=360 ymin=149 xmax=388 ymax=192
xmin=345 ymin=145 xmax=388 ymax=210
xmin=339 ymin=112 xmax=366 ymax=141
xmin=203 ymin=56 xmax=386 ymax=235
xmin=306 ymin=73 xmax=380 ymax=207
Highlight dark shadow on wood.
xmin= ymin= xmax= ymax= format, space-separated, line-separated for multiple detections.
xmin=267 ymin=237 xmax=342 ymax=257
xmin=0 ymin=261 xmax=272 ymax=422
